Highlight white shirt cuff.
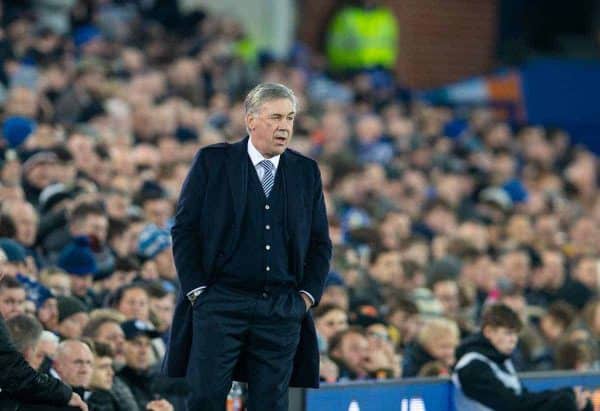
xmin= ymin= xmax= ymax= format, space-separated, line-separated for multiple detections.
xmin=187 ymin=286 xmax=207 ymax=303
xmin=299 ymin=290 xmax=315 ymax=306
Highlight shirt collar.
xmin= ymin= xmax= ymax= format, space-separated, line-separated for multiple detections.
xmin=248 ymin=137 xmax=280 ymax=170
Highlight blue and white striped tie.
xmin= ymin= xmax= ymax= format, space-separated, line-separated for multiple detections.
xmin=259 ymin=160 xmax=275 ymax=197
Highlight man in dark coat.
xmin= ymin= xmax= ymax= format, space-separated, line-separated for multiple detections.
xmin=0 ymin=296 xmax=87 ymax=410
xmin=163 ymin=83 xmax=332 ymax=411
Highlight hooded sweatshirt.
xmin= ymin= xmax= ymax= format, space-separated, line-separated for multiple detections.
xmin=452 ymin=332 xmax=590 ymax=411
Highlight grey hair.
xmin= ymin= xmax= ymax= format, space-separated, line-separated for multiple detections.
xmin=244 ymin=83 xmax=297 ymax=115
xmin=6 ymin=314 xmax=43 ymax=353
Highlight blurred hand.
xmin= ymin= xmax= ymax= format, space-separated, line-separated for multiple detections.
xmin=146 ymin=399 xmax=174 ymax=411
xmin=364 ymin=349 xmax=390 ymax=373
xmin=319 ymin=355 xmax=339 ymax=383
xmin=574 ymin=386 xmax=591 ymax=410
xmin=68 ymin=393 xmax=88 ymax=411
xmin=300 ymin=293 xmax=312 ymax=312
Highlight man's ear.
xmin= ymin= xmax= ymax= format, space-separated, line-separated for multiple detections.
xmin=247 ymin=113 xmax=255 ymax=131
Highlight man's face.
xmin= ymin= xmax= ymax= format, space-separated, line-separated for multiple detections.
xmin=70 ymin=274 xmax=93 ymax=297
xmin=91 ymin=356 xmax=114 ymax=390
xmin=150 ymin=294 xmax=175 ymax=332
xmin=54 ymin=342 xmax=94 ymax=388
xmin=370 ymin=251 xmax=402 ymax=285
xmin=247 ymin=98 xmax=295 ymax=158
xmin=124 ymin=335 xmax=152 ymax=371
xmin=12 ymin=204 xmax=38 ymax=246
xmin=484 ymin=326 xmax=519 ymax=355
xmin=433 ymin=280 xmax=460 ymax=317
xmin=424 ymin=335 xmax=458 ymax=367
xmin=316 ymin=309 xmax=348 ymax=341
xmin=79 ymin=214 xmax=108 ymax=244
xmin=334 ymin=332 xmax=369 ymax=376
xmin=38 ymin=297 xmax=59 ymax=330
xmin=143 ymin=198 xmax=173 ymax=228
xmin=0 ymin=287 xmax=26 ymax=320
xmin=118 ymin=288 xmax=149 ymax=321
xmin=58 ymin=312 xmax=89 ymax=339
xmin=95 ymin=322 xmax=126 ymax=366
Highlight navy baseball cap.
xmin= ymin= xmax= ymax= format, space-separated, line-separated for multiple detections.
xmin=121 ymin=319 xmax=161 ymax=340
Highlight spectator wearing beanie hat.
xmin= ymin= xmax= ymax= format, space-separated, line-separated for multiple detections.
xmin=0 ymin=237 xmax=29 ymax=277
xmin=16 ymin=273 xmax=59 ymax=332
xmin=56 ymin=295 xmax=89 ymax=340
xmin=58 ymin=236 xmax=98 ymax=309
xmin=137 ymin=224 xmax=175 ymax=281
xmin=2 ymin=116 xmax=36 ymax=148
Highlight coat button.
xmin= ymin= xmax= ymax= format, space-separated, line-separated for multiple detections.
xmin=265 ymin=204 xmax=270 ymax=210
xmin=262 ymin=292 xmax=268 ymax=298
xmin=265 ymin=245 xmax=270 ymax=250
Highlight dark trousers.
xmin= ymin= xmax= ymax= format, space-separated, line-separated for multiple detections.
xmin=186 ymin=283 xmax=304 ymax=411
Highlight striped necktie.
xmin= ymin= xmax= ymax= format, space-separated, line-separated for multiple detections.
xmin=259 ymin=160 xmax=275 ymax=197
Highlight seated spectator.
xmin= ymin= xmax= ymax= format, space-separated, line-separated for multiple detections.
xmin=37 ymin=330 xmax=60 ymax=373
xmin=0 ymin=237 xmax=30 ymax=278
xmin=555 ymin=340 xmax=594 ymax=372
xmin=5 ymin=314 xmax=44 ymax=369
xmin=56 ymin=296 xmax=89 ymax=339
xmin=320 ymin=271 xmax=350 ymax=311
xmin=110 ymin=283 xmax=151 ymax=322
xmin=386 ymin=298 xmax=420 ymax=350
xmin=0 ymin=275 xmax=26 ymax=320
xmin=402 ymin=317 xmax=459 ymax=377
xmin=329 ymin=326 xmax=395 ymax=381
xmin=87 ymin=341 xmax=122 ymax=411
xmin=52 ymin=339 xmax=94 ymax=397
xmin=0 ymin=303 xmax=86 ymax=411
xmin=39 ymin=268 xmax=72 ymax=297
xmin=314 ymin=303 xmax=349 ymax=353
xmin=57 ymin=236 xmax=99 ymax=309
xmin=117 ymin=320 xmax=182 ymax=411
xmin=453 ymin=303 xmax=592 ymax=411
xmin=81 ymin=311 xmax=139 ymax=411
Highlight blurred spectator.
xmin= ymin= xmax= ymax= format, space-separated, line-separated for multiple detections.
xmin=81 ymin=311 xmax=139 ymax=411
xmin=5 ymin=314 xmax=44 ymax=369
xmin=314 ymin=303 xmax=349 ymax=353
xmin=56 ymin=295 xmax=89 ymax=339
xmin=87 ymin=341 xmax=123 ymax=411
xmin=0 ymin=275 xmax=26 ymax=320
xmin=52 ymin=339 xmax=94 ymax=397
xmin=402 ymin=317 xmax=460 ymax=377
xmin=117 ymin=319 xmax=181 ymax=411
xmin=453 ymin=304 xmax=592 ymax=411
xmin=110 ymin=283 xmax=150 ymax=322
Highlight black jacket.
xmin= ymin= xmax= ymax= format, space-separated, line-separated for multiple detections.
xmin=0 ymin=315 xmax=72 ymax=407
xmin=402 ymin=342 xmax=435 ymax=378
xmin=453 ymin=333 xmax=591 ymax=411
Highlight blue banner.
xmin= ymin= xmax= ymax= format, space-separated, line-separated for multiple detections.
xmin=305 ymin=372 xmax=600 ymax=411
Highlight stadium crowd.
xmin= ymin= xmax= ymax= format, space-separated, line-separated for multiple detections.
xmin=0 ymin=1 xmax=599 ymax=410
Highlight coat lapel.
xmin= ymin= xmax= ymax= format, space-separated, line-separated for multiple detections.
xmin=282 ymin=150 xmax=303 ymax=236
xmin=226 ymin=137 xmax=249 ymax=230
